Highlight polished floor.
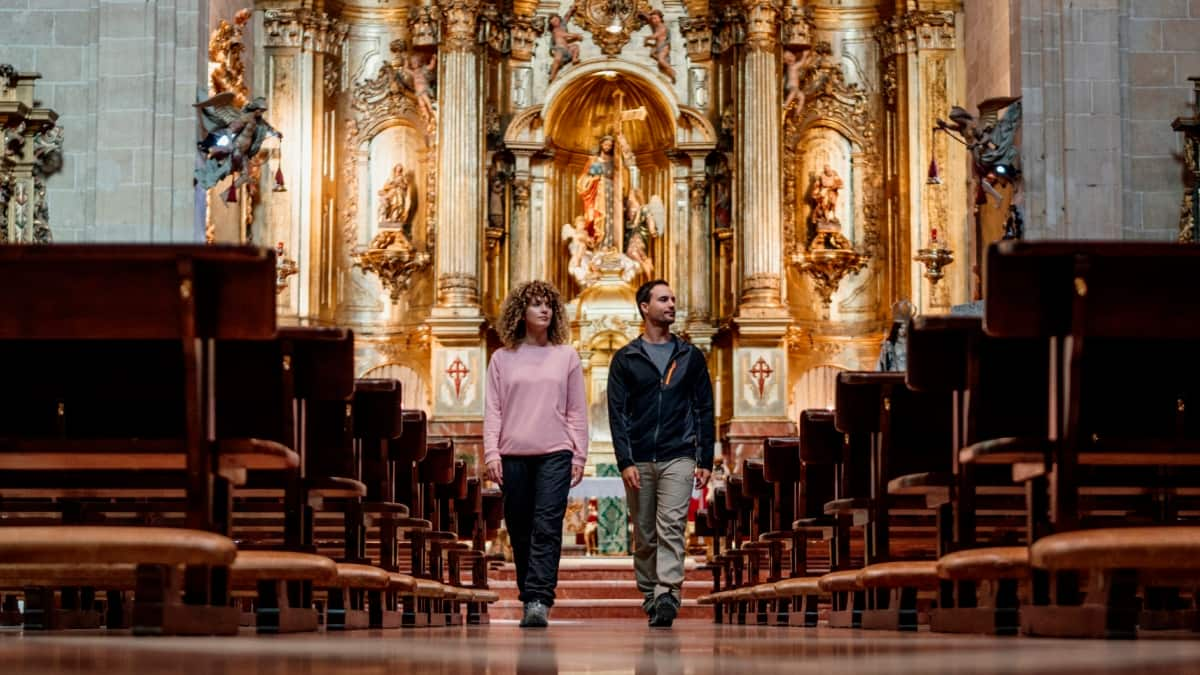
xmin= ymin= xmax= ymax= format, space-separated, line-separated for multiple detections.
xmin=5 ymin=620 xmax=1200 ymax=674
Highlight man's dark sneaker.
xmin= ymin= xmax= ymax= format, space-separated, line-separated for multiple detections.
xmin=520 ymin=600 xmax=549 ymax=628
xmin=648 ymin=594 xmax=678 ymax=627
xmin=644 ymin=598 xmax=657 ymax=626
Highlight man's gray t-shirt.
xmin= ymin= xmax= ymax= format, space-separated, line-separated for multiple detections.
xmin=642 ymin=339 xmax=675 ymax=375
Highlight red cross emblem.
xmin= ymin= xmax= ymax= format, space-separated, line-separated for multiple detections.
xmin=446 ymin=357 xmax=470 ymax=400
xmin=749 ymin=357 xmax=773 ymax=400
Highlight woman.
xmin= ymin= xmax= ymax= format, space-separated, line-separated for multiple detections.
xmin=483 ymin=280 xmax=588 ymax=628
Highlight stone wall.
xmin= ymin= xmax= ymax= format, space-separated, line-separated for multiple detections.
xmin=0 ymin=0 xmax=203 ymax=242
xmin=1121 ymin=0 xmax=1200 ymax=239
xmin=1020 ymin=0 xmax=1200 ymax=240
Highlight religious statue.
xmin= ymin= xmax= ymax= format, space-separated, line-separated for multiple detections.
xmin=576 ymin=135 xmax=620 ymax=246
xmin=877 ymin=299 xmax=915 ymax=372
xmin=397 ymin=52 xmax=438 ymax=124
xmin=194 ymin=93 xmax=282 ymax=191
xmin=643 ymin=10 xmax=676 ymax=83
xmin=376 ymin=164 xmax=418 ymax=245
xmin=563 ymin=216 xmax=600 ymax=288
xmin=782 ymin=48 xmax=818 ymax=113
xmin=938 ymin=99 xmax=1022 ymax=208
xmin=547 ymin=9 xmax=582 ymax=84
xmin=624 ymin=188 xmax=665 ymax=280
xmin=562 ymin=92 xmax=656 ymax=290
xmin=486 ymin=156 xmax=509 ymax=229
xmin=808 ymin=164 xmax=853 ymax=250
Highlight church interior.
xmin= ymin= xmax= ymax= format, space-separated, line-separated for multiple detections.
xmin=2 ymin=0 xmax=1200 ymax=671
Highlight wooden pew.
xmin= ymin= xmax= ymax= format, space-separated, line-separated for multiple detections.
xmin=981 ymin=241 xmax=1200 ymax=638
xmin=0 ymin=245 xmax=277 ymax=635
xmin=829 ymin=371 xmax=954 ymax=630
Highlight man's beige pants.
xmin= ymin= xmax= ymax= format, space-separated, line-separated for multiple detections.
xmin=625 ymin=456 xmax=695 ymax=610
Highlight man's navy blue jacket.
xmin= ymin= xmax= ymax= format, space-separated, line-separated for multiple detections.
xmin=606 ymin=335 xmax=715 ymax=472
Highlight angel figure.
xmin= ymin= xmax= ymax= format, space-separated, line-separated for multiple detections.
xmin=782 ymin=48 xmax=817 ymax=112
xmin=194 ymin=93 xmax=282 ymax=190
xmin=547 ymin=9 xmax=582 ymax=84
xmin=939 ymin=98 xmax=1022 ymax=207
xmin=644 ymin=11 xmax=676 ymax=83
xmin=562 ymin=216 xmax=599 ymax=288
xmin=624 ymin=188 xmax=666 ymax=280
xmin=397 ymin=52 xmax=438 ymax=123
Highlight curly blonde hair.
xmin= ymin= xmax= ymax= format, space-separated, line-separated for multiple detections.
xmin=497 ymin=280 xmax=570 ymax=349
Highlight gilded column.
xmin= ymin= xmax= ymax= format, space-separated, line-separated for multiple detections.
xmin=876 ymin=9 xmax=966 ymax=312
xmin=433 ymin=0 xmax=484 ymax=308
xmin=724 ymin=0 xmax=794 ymax=468
xmin=737 ymin=0 xmax=785 ymax=310
xmin=428 ymin=0 xmax=486 ymax=455
xmin=260 ymin=8 xmax=348 ymax=320
xmin=686 ymin=174 xmax=716 ymax=350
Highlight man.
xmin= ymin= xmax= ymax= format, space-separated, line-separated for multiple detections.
xmin=608 ymin=280 xmax=714 ymax=628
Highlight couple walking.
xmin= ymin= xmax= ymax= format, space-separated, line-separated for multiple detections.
xmin=483 ymin=279 xmax=715 ymax=628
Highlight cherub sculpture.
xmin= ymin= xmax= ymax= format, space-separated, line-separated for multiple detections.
xmin=194 ymin=93 xmax=282 ymax=190
xmin=397 ymin=52 xmax=438 ymax=123
xmin=643 ymin=10 xmax=676 ymax=83
xmin=562 ymin=215 xmax=599 ymax=288
xmin=782 ymin=48 xmax=817 ymax=112
xmin=547 ymin=9 xmax=582 ymax=84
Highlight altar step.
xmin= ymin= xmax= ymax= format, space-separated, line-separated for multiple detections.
xmin=490 ymin=598 xmax=710 ymax=620
xmin=487 ymin=556 xmax=715 ymax=620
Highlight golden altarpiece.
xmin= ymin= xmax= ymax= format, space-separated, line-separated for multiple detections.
xmin=205 ymin=0 xmax=971 ymax=472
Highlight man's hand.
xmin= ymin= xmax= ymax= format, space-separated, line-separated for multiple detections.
xmin=621 ymin=465 xmax=641 ymax=490
xmin=571 ymin=465 xmax=584 ymax=488
xmin=694 ymin=468 xmax=711 ymax=490
xmin=486 ymin=460 xmax=503 ymax=487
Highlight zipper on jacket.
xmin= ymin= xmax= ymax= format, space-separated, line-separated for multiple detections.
xmin=630 ymin=338 xmax=683 ymax=464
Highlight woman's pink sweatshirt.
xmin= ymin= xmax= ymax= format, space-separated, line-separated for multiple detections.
xmin=483 ymin=343 xmax=589 ymax=468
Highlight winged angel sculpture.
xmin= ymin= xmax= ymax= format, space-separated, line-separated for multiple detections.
xmin=939 ymin=98 xmax=1022 ymax=206
xmin=193 ymin=92 xmax=282 ymax=193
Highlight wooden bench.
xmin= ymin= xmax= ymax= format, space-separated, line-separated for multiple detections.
xmin=0 ymin=526 xmax=238 ymax=634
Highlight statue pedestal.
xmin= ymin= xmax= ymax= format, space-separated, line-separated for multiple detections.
xmin=572 ymin=257 xmax=642 ymax=479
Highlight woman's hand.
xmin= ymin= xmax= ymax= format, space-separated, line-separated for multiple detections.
xmin=486 ymin=460 xmax=503 ymax=487
xmin=571 ymin=464 xmax=584 ymax=488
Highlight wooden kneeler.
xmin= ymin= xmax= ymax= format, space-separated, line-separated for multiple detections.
xmin=230 ymin=551 xmax=337 ymax=633
xmin=0 ymin=526 xmax=238 ymax=635
xmin=858 ymin=560 xmax=938 ymax=631
xmin=774 ymin=577 xmax=826 ymax=627
xmin=0 ymin=563 xmax=137 ymax=630
xmin=930 ymin=547 xmax=1028 ymax=635
xmin=1024 ymin=527 xmax=1200 ymax=639
xmin=323 ymin=563 xmax=390 ymax=630
xmin=819 ymin=569 xmax=864 ymax=628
